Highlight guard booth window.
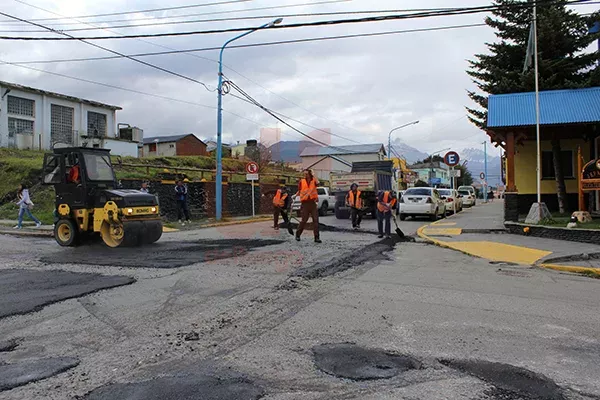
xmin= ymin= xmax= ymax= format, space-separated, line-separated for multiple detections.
xmin=541 ymin=150 xmax=574 ymax=179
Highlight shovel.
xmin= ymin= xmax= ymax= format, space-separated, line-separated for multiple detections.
xmin=392 ymin=213 xmax=405 ymax=238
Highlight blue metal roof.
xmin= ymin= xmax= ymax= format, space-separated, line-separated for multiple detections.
xmin=300 ymin=143 xmax=385 ymax=157
xmin=487 ymin=87 xmax=600 ymax=128
xmin=143 ymin=134 xmax=192 ymax=144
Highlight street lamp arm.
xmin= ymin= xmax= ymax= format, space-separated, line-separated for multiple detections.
xmin=387 ymin=120 xmax=419 ymax=160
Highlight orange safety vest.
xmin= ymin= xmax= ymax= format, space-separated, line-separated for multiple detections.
xmin=377 ymin=191 xmax=397 ymax=213
xmin=272 ymin=189 xmax=288 ymax=208
xmin=299 ymin=178 xmax=318 ymax=202
xmin=347 ymin=190 xmax=362 ymax=209
xmin=68 ymin=165 xmax=80 ymax=183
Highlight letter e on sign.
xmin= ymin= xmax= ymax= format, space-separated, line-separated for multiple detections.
xmin=444 ymin=151 xmax=460 ymax=167
xmin=246 ymin=162 xmax=259 ymax=174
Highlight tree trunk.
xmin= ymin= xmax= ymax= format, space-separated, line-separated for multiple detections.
xmin=551 ymin=137 xmax=568 ymax=214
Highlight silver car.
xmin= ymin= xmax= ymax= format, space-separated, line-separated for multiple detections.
xmin=399 ymin=187 xmax=446 ymax=221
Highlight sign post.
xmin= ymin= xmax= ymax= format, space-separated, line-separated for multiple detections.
xmin=246 ymin=162 xmax=259 ymax=217
xmin=444 ymin=152 xmax=460 ymax=214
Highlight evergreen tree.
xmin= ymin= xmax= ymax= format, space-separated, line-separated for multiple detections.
xmin=467 ymin=0 xmax=599 ymax=213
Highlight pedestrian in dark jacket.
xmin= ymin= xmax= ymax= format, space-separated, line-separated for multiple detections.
xmin=175 ymin=180 xmax=191 ymax=225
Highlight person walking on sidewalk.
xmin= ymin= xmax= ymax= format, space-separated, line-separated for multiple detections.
xmin=14 ymin=183 xmax=42 ymax=230
xmin=175 ymin=180 xmax=191 ymax=225
xmin=295 ymin=169 xmax=321 ymax=243
xmin=271 ymin=185 xmax=294 ymax=235
xmin=345 ymin=183 xmax=363 ymax=230
xmin=376 ymin=190 xmax=397 ymax=239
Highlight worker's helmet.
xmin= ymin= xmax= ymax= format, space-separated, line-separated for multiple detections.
xmin=350 ymin=183 xmax=358 ymax=190
xmin=183 ymin=178 xmax=190 ymax=183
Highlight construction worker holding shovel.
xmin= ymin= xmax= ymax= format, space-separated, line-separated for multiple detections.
xmin=271 ymin=185 xmax=294 ymax=235
xmin=345 ymin=183 xmax=364 ymax=230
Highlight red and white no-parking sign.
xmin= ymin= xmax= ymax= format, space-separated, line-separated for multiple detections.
xmin=246 ymin=162 xmax=259 ymax=174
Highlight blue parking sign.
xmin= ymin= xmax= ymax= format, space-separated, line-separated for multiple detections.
xmin=444 ymin=151 xmax=460 ymax=167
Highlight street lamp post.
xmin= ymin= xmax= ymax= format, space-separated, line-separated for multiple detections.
xmin=215 ymin=18 xmax=283 ymax=221
xmin=387 ymin=120 xmax=419 ymax=160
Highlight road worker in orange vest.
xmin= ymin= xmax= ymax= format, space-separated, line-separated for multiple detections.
xmin=376 ymin=190 xmax=397 ymax=239
xmin=345 ymin=183 xmax=363 ymax=230
xmin=271 ymin=185 xmax=294 ymax=235
xmin=295 ymin=169 xmax=321 ymax=243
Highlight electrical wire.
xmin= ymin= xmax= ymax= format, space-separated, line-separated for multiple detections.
xmin=3 ymin=0 xmax=348 ymax=24
xmin=4 ymin=0 xmax=599 ymax=31
xmin=1 ymin=0 xmax=592 ymax=41
xmin=0 ymin=11 xmax=216 ymax=92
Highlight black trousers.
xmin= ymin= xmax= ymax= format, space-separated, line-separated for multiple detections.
xmin=274 ymin=207 xmax=290 ymax=228
xmin=377 ymin=210 xmax=391 ymax=236
xmin=351 ymin=208 xmax=363 ymax=228
xmin=297 ymin=201 xmax=319 ymax=238
xmin=177 ymin=200 xmax=190 ymax=220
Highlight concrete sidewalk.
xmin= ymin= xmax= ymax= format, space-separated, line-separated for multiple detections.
xmin=418 ymin=200 xmax=600 ymax=275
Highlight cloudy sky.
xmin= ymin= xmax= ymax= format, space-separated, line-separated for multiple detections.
xmin=1 ymin=0 xmax=597 ymax=155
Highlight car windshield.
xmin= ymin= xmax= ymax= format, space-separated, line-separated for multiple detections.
xmin=405 ymin=188 xmax=431 ymax=196
xmin=458 ymin=190 xmax=471 ymax=196
xmin=84 ymin=154 xmax=115 ymax=181
xmin=438 ymin=190 xmax=452 ymax=196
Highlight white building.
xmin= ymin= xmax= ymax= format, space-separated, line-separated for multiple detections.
xmin=300 ymin=144 xmax=387 ymax=181
xmin=0 ymin=81 xmax=140 ymax=157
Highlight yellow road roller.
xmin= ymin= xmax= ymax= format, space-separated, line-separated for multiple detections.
xmin=43 ymin=147 xmax=162 ymax=247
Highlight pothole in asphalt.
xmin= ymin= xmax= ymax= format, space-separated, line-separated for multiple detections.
xmin=440 ymin=359 xmax=566 ymax=400
xmin=0 ymin=357 xmax=79 ymax=391
xmin=83 ymin=374 xmax=265 ymax=400
xmin=313 ymin=343 xmax=421 ymax=381
xmin=41 ymin=239 xmax=285 ymax=268
xmin=0 ymin=269 xmax=134 ymax=319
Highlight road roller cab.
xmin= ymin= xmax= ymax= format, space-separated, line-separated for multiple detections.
xmin=43 ymin=147 xmax=163 ymax=247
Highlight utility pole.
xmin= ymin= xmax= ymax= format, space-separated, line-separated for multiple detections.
xmin=483 ymin=141 xmax=488 ymax=203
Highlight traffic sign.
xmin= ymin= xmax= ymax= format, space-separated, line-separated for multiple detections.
xmin=444 ymin=151 xmax=460 ymax=167
xmin=449 ymin=169 xmax=461 ymax=178
xmin=480 ymin=172 xmax=486 ymax=180
xmin=246 ymin=162 xmax=259 ymax=174
xmin=246 ymin=173 xmax=259 ymax=181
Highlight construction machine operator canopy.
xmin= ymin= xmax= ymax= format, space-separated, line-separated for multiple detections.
xmin=51 ymin=147 xmax=116 ymax=184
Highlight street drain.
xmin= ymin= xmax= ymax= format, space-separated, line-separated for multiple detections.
xmin=84 ymin=374 xmax=265 ymax=400
xmin=313 ymin=343 xmax=421 ymax=381
xmin=440 ymin=359 xmax=566 ymax=400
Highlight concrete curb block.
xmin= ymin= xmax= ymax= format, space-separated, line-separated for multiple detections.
xmin=538 ymin=263 xmax=600 ymax=275
xmin=0 ymin=229 xmax=53 ymax=238
xmin=195 ymin=216 xmax=272 ymax=229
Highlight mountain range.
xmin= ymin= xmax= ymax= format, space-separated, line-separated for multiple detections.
xmin=268 ymin=140 xmax=503 ymax=186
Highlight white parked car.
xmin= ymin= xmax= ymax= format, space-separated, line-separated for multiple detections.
xmin=437 ymin=189 xmax=463 ymax=215
xmin=399 ymin=187 xmax=446 ymax=221
xmin=292 ymin=187 xmax=336 ymax=216
xmin=458 ymin=189 xmax=476 ymax=207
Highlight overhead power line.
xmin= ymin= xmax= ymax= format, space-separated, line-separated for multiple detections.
xmin=9 ymin=0 xmax=254 ymax=22
xmin=3 ymin=0 xmax=348 ymax=24
xmin=0 ymin=11 xmax=215 ymax=92
xmin=0 ymin=59 xmax=261 ymax=126
xmin=0 ymin=0 xmax=592 ymax=41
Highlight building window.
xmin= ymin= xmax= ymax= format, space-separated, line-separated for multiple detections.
xmin=7 ymin=95 xmax=34 ymax=117
xmin=169 ymin=144 xmax=175 ymax=148
xmin=88 ymin=112 xmax=107 ymax=137
xmin=542 ymin=150 xmax=574 ymax=179
xmin=148 ymin=143 xmax=157 ymax=152
xmin=8 ymin=118 xmax=34 ymax=137
xmin=51 ymin=104 xmax=74 ymax=145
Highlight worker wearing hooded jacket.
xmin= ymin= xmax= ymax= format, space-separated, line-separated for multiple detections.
xmin=345 ymin=183 xmax=363 ymax=229
xmin=295 ymin=169 xmax=321 ymax=243
xmin=377 ymin=190 xmax=397 ymax=239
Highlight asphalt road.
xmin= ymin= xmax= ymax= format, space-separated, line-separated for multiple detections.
xmin=0 ymin=214 xmax=599 ymax=399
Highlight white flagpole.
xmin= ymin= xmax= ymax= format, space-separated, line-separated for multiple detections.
xmin=533 ymin=4 xmax=542 ymax=205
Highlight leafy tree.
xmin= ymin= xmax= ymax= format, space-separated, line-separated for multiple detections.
xmin=467 ymin=0 xmax=599 ymax=213
xmin=456 ymin=164 xmax=474 ymax=186
xmin=414 ymin=180 xmax=429 ymax=187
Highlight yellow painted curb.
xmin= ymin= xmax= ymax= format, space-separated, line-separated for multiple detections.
xmin=162 ymin=227 xmax=179 ymax=233
xmin=199 ymin=216 xmax=272 ymax=229
xmin=540 ymin=263 xmax=600 ymax=275
xmin=422 ymin=228 xmax=462 ymax=236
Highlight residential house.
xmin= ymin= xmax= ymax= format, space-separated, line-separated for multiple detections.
xmin=231 ymin=141 xmax=247 ymax=159
xmin=0 ymin=80 xmax=139 ymax=157
xmin=205 ymin=140 xmax=232 ymax=157
xmin=486 ymin=87 xmax=600 ymax=220
xmin=299 ymin=144 xmax=386 ymax=181
xmin=407 ymin=161 xmax=450 ymax=187
xmin=142 ymin=134 xmax=207 ymax=157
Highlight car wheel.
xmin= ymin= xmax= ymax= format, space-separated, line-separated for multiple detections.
xmin=430 ymin=210 xmax=438 ymax=221
xmin=319 ymin=202 xmax=328 ymax=216
xmin=400 ymin=214 xmax=406 ymax=221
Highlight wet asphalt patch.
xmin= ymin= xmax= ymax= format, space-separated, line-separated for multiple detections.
xmin=0 ymin=269 xmax=134 ymax=319
xmin=0 ymin=357 xmax=79 ymax=391
xmin=440 ymin=359 xmax=566 ymax=400
xmin=83 ymin=374 xmax=265 ymax=400
xmin=41 ymin=239 xmax=285 ymax=268
xmin=313 ymin=343 xmax=421 ymax=381
xmin=294 ymin=237 xmax=405 ymax=280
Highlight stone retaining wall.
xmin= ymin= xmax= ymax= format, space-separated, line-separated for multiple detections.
xmin=505 ymin=221 xmax=600 ymax=245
